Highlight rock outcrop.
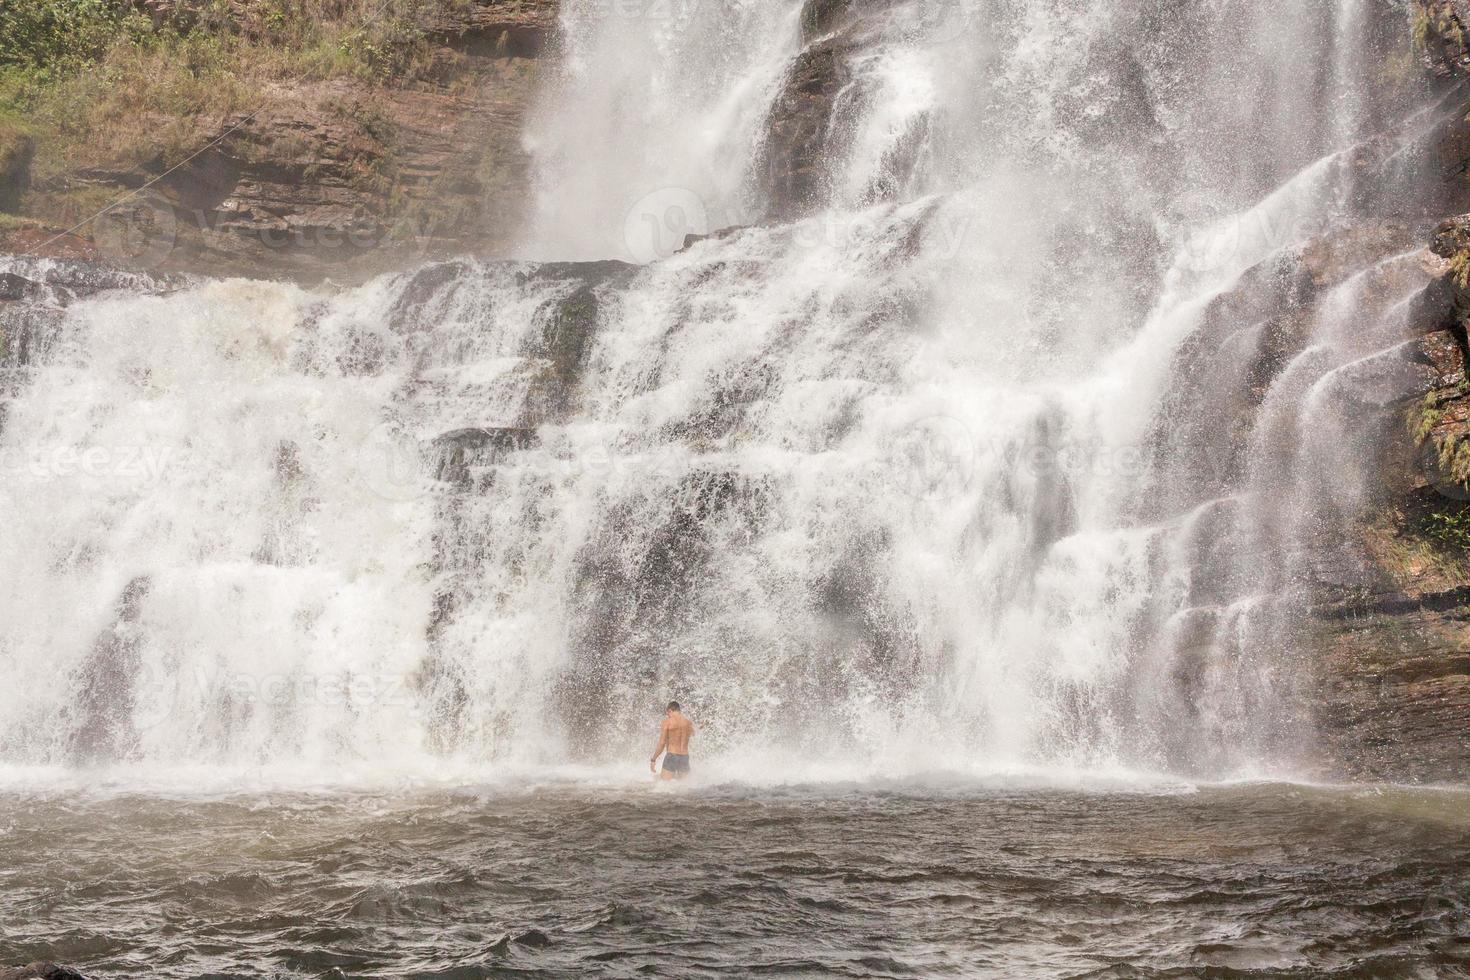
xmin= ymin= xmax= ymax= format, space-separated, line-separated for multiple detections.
xmin=0 ymin=965 xmax=87 ymax=980
xmin=760 ymin=0 xmax=929 ymax=219
xmin=0 ymin=0 xmax=557 ymax=280
xmin=1276 ymin=1 xmax=1470 ymax=781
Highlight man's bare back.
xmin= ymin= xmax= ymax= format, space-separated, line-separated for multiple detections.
xmin=650 ymin=701 xmax=695 ymax=780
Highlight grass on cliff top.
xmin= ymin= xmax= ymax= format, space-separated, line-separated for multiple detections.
xmin=0 ymin=0 xmax=455 ymax=207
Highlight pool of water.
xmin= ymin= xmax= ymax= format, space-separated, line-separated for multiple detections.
xmin=1 ymin=780 xmax=1467 ymax=978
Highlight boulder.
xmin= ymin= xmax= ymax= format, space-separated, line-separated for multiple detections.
xmin=0 ymin=965 xmax=88 ymax=980
xmin=431 ymin=426 xmax=536 ymax=484
xmin=0 ymin=273 xmax=42 ymax=303
xmin=760 ymin=37 xmax=854 ymax=219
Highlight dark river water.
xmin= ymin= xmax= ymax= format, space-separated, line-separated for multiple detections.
xmin=1 ymin=781 xmax=1467 ymax=978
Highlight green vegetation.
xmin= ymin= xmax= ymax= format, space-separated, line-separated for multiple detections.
xmin=1414 ymin=3 xmax=1468 ymax=56
xmin=1423 ymin=507 xmax=1470 ymax=551
xmin=1363 ymin=501 xmax=1470 ymax=590
xmin=1410 ymin=393 xmax=1444 ymax=445
xmin=1397 ymin=384 xmax=1470 ymax=566
xmin=0 ymin=0 xmax=139 ymax=78
xmin=0 ymin=0 xmax=455 ymax=227
xmin=1412 ymin=4 xmax=1434 ymax=54
xmin=1448 ymin=247 xmax=1470 ymax=290
xmin=1436 ymin=433 xmax=1470 ymax=488
xmin=1407 ymin=392 xmax=1470 ymax=490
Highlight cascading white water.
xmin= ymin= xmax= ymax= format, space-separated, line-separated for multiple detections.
xmin=0 ymin=0 xmax=1436 ymax=783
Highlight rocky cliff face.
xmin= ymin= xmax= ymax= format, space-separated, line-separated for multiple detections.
xmin=0 ymin=0 xmax=557 ymax=280
xmin=1288 ymin=1 xmax=1470 ymax=782
xmin=753 ymin=0 xmax=1470 ymax=781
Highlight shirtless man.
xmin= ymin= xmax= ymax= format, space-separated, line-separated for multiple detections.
xmin=650 ymin=701 xmax=695 ymax=780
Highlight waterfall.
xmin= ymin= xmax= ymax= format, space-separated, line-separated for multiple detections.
xmin=0 ymin=1 xmax=1436 ymax=783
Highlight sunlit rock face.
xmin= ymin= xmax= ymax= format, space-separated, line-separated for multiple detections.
xmin=1 ymin=0 xmax=1468 ymax=784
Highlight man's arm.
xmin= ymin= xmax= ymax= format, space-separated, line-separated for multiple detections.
xmin=649 ymin=721 xmax=669 ymax=772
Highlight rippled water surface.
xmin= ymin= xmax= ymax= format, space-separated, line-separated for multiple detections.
xmin=2 ymin=782 xmax=1468 ymax=978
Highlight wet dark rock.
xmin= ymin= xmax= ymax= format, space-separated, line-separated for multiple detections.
xmin=6 ymin=257 xmax=184 ymax=301
xmin=1055 ymin=36 xmax=1158 ymax=142
xmin=1151 ymin=222 xmax=1428 ymax=512
xmin=678 ymin=225 xmax=749 ymax=253
xmin=517 ymin=258 xmax=636 ymax=286
xmin=388 ymin=260 xmax=473 ymax=333
xmin=1329 ymin=339 xmax=1454 ymax=409
xmin=758 ymin=0 xmax=946 ymax=219
xmin=558 ymin=470 xmax=775 ymax=747
xmin=0 ymin=301 xmax=65 ymax=371
xmin=506 ymin=262 xmax=639 ymax=419
xmin=1314 ymin=579 xmax=1470 ymax=784
xmin=811 ymin=530 xmax=921 ymax=706
xmin=0 ymin=965 xmax=88 ymax=980
xmin=417 ymin=638 xmax=472 ymax=757
xmin=420 ymin=0 xmax=557 ymax=57
xmin=1431 ymin=211 xmax=1470 ymax=260
xmin=0 ymin=273 xmax=42 ymax=303
xmin=544 ymin=285 xmax=599 ymax=387
xmin=67 ymin=576 xmax=153 ymax=764
xmin=274 ymin=440 xmax=306 ymax=487
xmin=487 ymin=927 xmax=553 ymax=954
xmin=799 ymin=0 xmax=857 ymax=41
xmin=521 ymin=280 xmax=612 ymax=416
xmin=513 ymin=928 xmax=552 ymax=948
xmin=760 ymin=38 xmax=855 ymax=219
xmin=431 ymin=426 xmax=537 ymax=484
xmin=1411 ymin=328 xmax=1468 ymax=388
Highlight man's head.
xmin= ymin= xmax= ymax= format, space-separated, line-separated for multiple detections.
xmin=666 ymin=700 xmax=681 ymax=715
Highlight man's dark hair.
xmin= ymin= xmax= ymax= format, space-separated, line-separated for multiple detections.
xmin=667 ymin=701 xmax=681 ymax=712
